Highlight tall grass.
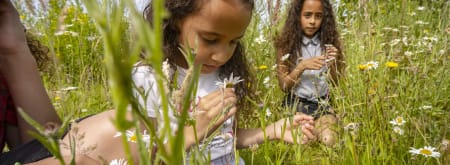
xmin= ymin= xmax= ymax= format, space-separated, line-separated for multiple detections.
xmin=16 ymin=0 xmax=449 ymax=164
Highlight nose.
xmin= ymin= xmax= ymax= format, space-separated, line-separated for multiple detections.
xmin=211 ymin=45 xmax=234 ymax=64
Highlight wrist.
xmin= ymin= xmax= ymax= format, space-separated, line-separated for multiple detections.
xmin=265 ymin=124 xmax=279 ymax=141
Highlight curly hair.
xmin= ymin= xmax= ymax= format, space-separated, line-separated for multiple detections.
xmin=26 ymin=32 xmax=50 ymax=72
xmin=143 ymin=0 xmax=255 ymax=107
xmin=274 ymin=0 xmax=344 ymax=84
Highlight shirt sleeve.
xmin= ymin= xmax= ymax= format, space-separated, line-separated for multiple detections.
xmin=132 ymin=65 xmax=160 ymax=118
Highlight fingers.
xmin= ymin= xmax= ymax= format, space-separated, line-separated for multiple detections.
xmin=200 ymin=88 xmax=236 ymax=110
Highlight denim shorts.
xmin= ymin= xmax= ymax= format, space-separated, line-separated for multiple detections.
xmin=282 ymin=93 xmax=332 ymax=119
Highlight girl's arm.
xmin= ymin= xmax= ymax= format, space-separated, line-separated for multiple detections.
xmin=276 ymin=50 xmax=326 ymax=92
xmin=235 ymin=114 xmax=315 ymax=148
xmin=0 ymin=0 xmax=61 ymax=143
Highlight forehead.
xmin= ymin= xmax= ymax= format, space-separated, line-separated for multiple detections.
xmin=302 ymin=0 xmax=323 ymax=12
xmin=183 ymin=0 xmax=252 ymax=37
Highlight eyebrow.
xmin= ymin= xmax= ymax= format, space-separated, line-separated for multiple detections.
xmin=198 ymin=30 xmax=244 ymax=40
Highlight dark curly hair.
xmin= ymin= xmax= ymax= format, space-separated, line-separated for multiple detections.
xmin=26 ymin=32 xmax=50 ymax=72
xmin=143 ymin=0 xmax=255 ymax=108
xmin=274 ymin=0 xmax=344 ymax=85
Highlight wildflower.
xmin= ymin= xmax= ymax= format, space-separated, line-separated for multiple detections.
xmin=419 ymin=105 xmax=432 ymax=110
xmin=358 ymin=64 xmax=368 ymax=71
xmin=254 ymin=34 xmax=266 ymax=44
xmin=60 ymin=86 xmax=78 ymax=91
xmin=263 ymin=76 xmax=270 ymax=88
xmin=389 ymin=116 xmax=406 ymax=126
xmin=249 ymin=143 xmax=259 ymax=152
xmin=385 ymin=61 xmax=399 ymax=68
xmin=265 ymin=108 xmax=272 ymax=117
xmin=54 ymin=96 xmax=61 ymax=101
xmin=393 ymin=126 xmax=404 ymax=135
xmin=343 ymin=122 xmax=359 ymax=131
xmin=366 ymin=61 xmax=379 ymax=70
xmin=404 ymin=51 xmax=413 ymax=56
xmin=109 ymin=158 xmax=128 ymax=165
xmin=258 ymin=65 xmax=268 ymax=70
xmin=417 ymin=6 xmax=425 ymax=11
xmin=215 ymin=72 xmax=244 ymax=89
xmin=409 ymin=146 xmax=441 ymax=158
xmin=281 ymin=53 xmax=291 ymax=61
xmin=114 ymin=130 xmax=150 ymax=147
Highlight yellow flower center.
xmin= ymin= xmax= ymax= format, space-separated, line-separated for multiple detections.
xmin=129 ymin=134 xmax=137 ymax=142
xmin=419 ymin=149 xmax=432 ymax=155
xmin=358 ymin=64 xmax=367 ymax=71
xmin=258 ymin=65 xmax=268 ymax=70
xmin=396 ymin=117 xmax=403 ymax=124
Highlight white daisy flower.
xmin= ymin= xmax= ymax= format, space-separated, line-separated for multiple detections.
xmin=109 ymin=158 xmax=128 ymax=165
xmin=365 ymin=61 xmax=379 ymax=70
xmin=114 ymin=130 xmax=151 ymax=147
xmin=409 ymin=146 xmax=441 ymax=158
xmin=254 ymin=34 xmax=266 ymax=44
xmin=419 ymin=105 xmax=432 ymax=110
xmin=263 ymin=76 xmax=270 ymax=88
xmin=393 ymin=126 xmax=404 ymax=135
xmin=215 ymin=72 xmax=244 ymax=89
xmin=60 ymin=86 xmax=78 ymax=91
xmin=389 ymin=116 xmax=406 ymax=126
xmin=265 ymin=108 xmax=272 ymax=117
xmin=404 ymin=51 xmax=413 ymax=56
xmin=281 ymin=53 xmax=291 ymax=61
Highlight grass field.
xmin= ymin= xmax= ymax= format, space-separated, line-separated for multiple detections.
xmin=16 ymin=0 xmax=449 ymax=164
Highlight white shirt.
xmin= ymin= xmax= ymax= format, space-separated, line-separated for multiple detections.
xmin=132 ymin=65 xmax=235 ymax=160
xmin=293 ymin=34 xmax=329 ymax=102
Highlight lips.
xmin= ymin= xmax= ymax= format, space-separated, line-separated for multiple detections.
xmin=202 ymin=64 xmax=219 ymax=72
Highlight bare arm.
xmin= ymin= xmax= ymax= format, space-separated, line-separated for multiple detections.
xmin=276 ymin=50 xmax=326 ymax=92
xmin=235 ymin=114 xmax=315 ymax=148
xmin=0 ymin=0 xmax=61 ymax=143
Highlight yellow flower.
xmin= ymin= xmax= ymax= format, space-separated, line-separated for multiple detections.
xmin=54 ymin=96 xmax=61 ymax=101
xmin=20 ymin=15 xmax=26 ymax=20
xmin=385 ymin=61 xmax=399 ymax=68
xmin=258 ymin=65 xmax=268 ymax=70
xmin=358 ymin=64 xmax=367 ymax=71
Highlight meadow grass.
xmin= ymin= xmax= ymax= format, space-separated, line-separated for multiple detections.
xmin=15 ymin=0 xmax=449 ymax=164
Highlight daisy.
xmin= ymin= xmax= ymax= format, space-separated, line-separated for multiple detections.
xmin=385 ymin=61 xmax=399 ymax=68
xmin=114 ymin=130 xmax=151 ymax=147
xmin=215 ymin=72 xmax=244 ymax=89
xmin=254 ymin=34 xmax=266 ymax=44
xmin=409 ymin=146 xmax=441 ymax=158
xmin=393 ymin=126 xmax=404 ymax=135
xmin=109 ymin=158 xmax=128 ymax=165
xmin=366 ymin=61 xmax=379 ymax=70
xmin=389 ymin=116 xmax=406 ymax=126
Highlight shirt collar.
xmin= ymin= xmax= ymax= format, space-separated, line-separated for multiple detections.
xmin=302 ymin=34 xmax=320 ymax=46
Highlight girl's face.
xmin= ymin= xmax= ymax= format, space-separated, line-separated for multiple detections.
xmin=299 ymin=0 xmax=323 ymax=38
xmin=177 ymin=0 xmax=251 ymax=74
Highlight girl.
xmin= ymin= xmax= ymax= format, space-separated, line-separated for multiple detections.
xmin=133 ymin=0 xmax=316 ymax=163
xmin=274 ymin=0 xmax=344 ymax=146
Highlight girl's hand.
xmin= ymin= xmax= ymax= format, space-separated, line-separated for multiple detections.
xmin=324 ymin=44 xmax=339 ymax=62
xmin=185 ymin=88 xmax=237 ymax=146
xmin=271 ymin=114 xmax=316 ymax=144
xmin=0 ymin=0 xmax=28 ymax=56
xmin=297 ymin=56 xmax=326 ymax=70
